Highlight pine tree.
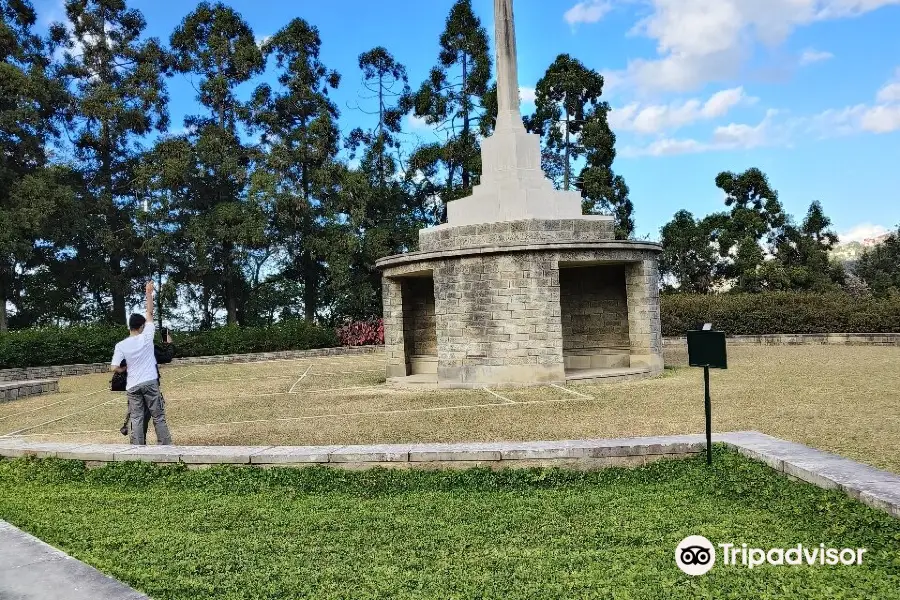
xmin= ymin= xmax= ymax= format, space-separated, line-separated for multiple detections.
xmin=56 ymin=0 xmax=170 ymax=324
xmin=527 ymin=54 xmax=633 ymax=238
xmin=170 ymin=1 xmax=265 ymax=325
xmin=251 ymin=17 xmax=341 ymax=322
xmin=406 ymin=0 xmax=491 ymax=221
xmin=0 ymin=0 xmax=71 ymax=330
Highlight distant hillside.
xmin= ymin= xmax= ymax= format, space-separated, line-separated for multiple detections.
xmin=831 ymin=233 xmax=892 ymax=266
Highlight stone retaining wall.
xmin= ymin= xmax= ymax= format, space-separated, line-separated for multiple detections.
xmin=0 ymin=380 xmax=58 ymax=403
xmin=0 ymin=432 xmax=896 ymax=519
xmin=0 ymin=345 xmax=380 ymax=383
xmin=663 ymin=333 xmax=900 ymax=347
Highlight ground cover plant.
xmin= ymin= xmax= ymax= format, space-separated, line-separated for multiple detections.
xmin=2 ymin=346 xmax=898 ymax=474
xmin=0 ymin=449 xmax=898 ymax=599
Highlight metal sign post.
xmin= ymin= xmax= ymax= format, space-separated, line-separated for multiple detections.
xmin=687 ymin=324 xmax=728 ymax=465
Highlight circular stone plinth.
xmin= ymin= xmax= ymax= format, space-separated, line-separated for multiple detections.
xmin=377 ymin=219 xmax=664 ymax=388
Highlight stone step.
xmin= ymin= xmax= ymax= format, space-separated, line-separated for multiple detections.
xmin=0 ymin=379 xmax=59 ymax=403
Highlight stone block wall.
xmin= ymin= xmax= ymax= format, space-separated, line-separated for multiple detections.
xmin=433 ymin=252 xmax=565 ymax=385
xmin=625 ymin=260 xmax=664 ymax=370
xmin=381 ymin=242 xmax=665 ymax=386
xmin=402 ymin=277 xmax=438 ymax=356
xmin=560 ymin=265 xmax=629 ymax=352
xmin=419 ymin=218 xmax=615 ymax=252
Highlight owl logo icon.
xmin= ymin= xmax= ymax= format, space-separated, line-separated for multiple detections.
xmin=676 ymin=535 xmax=716 ymax=575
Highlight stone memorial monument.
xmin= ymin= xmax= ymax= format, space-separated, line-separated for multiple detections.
xmin=376 ymin=0 xmax=664 ymax=387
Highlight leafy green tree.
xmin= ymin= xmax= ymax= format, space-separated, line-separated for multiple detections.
xmin=0 ymin=0 xmax=72 ymax=331
xmin=53 ymin=0 xmax=169 ymax=324
xmin=712 ymin=167 xmax=787 ymax=292
xmin=170 ymin=1 xmax=265 ymax=325
xmin=339 ymin=47 xmax=424 ymax=319
xmin=764 ymin=201 xmax=843 ymax=291
xmin=406 ymin=0 xmax=491 ymax=220
xmin=527 ymin=54 xmax=633 ymax=238
xmin=251 ymin=17 xmax=341 ymax=322
xmin=856 ymin=226 xmax=900 ymax=297
xmin=659 ymin=210 xmax=720 ymax=293
xmin=526 ymin=54 xmax=603 ymax=192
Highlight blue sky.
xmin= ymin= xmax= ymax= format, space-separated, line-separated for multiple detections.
xmin=33 ymin=0 xmax=900 ymax=242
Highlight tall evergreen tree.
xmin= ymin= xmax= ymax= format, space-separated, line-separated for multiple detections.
xmin=765 ymin=201 xmax=843 ymax=291
xmin=527 ymin=54 xmax=603 ymax=192
xmin=170 ymin=2 xmax=265 ymax=325
xmin=659 ymin=210 xmax=720 ymax=293
xmin=527 ymin=54 xmax=633 ymax=239
xmin=856 ymin=226 xmax=900 ymax=297
xmin=406 ymin=0 xmax=491 ymax=221
xmin=0 ymin=0 xmax=71 ymax=331
xmin=339 ymin=47 xmax=424 ymax=320
xmin=56 ymin=0 xmax=169 ymax=324
xmin=252 ymin=17 xmax=341 ymax=322
xmin=711 ymin=167 xmax=786 ymax=292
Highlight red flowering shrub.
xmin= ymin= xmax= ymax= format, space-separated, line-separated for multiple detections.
xmin=336 ymin=318 xmax=384 ymax=346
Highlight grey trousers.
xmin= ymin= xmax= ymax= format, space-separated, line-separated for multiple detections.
xmin=126 ymin=380 xmax=172 ymax=445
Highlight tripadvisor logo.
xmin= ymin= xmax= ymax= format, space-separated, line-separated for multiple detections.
xmin=675 ymin=536 xmax=866 ymax=576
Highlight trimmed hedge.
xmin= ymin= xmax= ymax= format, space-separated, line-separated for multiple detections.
xmin=0 ymin=320 xmax=339 ymax=369
xmin=3 ymin=292 xmax=898 ymax=369
xmin=661 ymin=292 xmax=900 ymax=337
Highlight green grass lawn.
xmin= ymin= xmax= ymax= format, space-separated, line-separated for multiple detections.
xmin=1 ymin=450 xmax=899 ymax=599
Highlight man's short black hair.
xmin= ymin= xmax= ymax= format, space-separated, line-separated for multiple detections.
xmin=129 ymin=313 xmax=146 ymax=331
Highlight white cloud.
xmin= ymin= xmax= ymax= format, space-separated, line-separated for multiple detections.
xmin=564 ymin=1 xmax=612 ymax=26
xmin=622 ymin=109 xmax=782 ymax=156
xmin=519 ymin=86 xmax=537 ymax=104
xmin=799 ymin=48 xmax=834 ymax=65
xmin=876 ymin=68 xmax=900 ymax=102
xmin=609 ymin=86 xmax=754 ymax=134
xmin=838 ymin=223 xmax=890 ymax=244
xmin=256 ymin=35 xmax=272 ymax=49
xmin=609 ymin=0 xmax=900 ymax=92
xmin=406 ymin=113 xmax=432 ymax=130
xmin=805 ymin=68 xmax=900 ymax=135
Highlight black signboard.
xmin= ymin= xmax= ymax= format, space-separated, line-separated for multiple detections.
xmin=686 ymin=326 xmax=728 ymax=465
xmin=687 ymin=330 xmax=728 ymax=369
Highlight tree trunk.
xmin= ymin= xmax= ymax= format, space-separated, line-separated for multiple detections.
xmin=223 ymin=243 xmax=237 ymax=325
xmin=0 ymin=288 xmax=7 ymax=333
xmin=301 ymin=252 xmax=317 ymax=322
xmin=112 ymin=290 xmax=126 ymax=325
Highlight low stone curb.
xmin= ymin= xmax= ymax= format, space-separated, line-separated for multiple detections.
xmin=0 ymin=520 xmax=149 ymax=599
xmin=0 ymin=432 xmax=897 ymax=519
xmin=0 ymin=379 xmax=59 ymax=404
xmin=0 ymin=345 xmax=380 ymax=382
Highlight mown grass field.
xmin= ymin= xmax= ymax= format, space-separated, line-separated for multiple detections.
xmin=0 ymin=450 xmax=898 ymax=600
xmin=1 ymin=345 xmax=898 ymax=473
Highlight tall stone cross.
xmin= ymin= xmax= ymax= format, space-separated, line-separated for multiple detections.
xmin=441 ymin=0 xmax=603 ymax=227
xmin=494 ymin=0 xmax=522 ymax=131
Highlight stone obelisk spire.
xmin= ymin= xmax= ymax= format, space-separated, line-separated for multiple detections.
xmin=494 ymin=0 xmax=523 ymax=131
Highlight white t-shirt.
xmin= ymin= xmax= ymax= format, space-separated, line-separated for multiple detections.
xmin=111 ymin=322 xmax=158 ymax=391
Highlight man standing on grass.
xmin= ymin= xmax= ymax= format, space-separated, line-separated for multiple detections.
xmin=111 ymin=281 xmax=173 ymax=445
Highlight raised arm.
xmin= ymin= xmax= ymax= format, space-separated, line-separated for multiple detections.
xmin=145 ymin=280 xmax=155 ymax=324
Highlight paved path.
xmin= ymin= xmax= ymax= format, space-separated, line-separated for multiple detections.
xmin=0 ymin=520 xmax=148 ymax=599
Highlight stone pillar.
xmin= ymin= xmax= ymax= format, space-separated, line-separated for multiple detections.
xmin=382 ymin=278 xmax=408 ymax=378
xmin=625 ymin=260 xmax=664 ymax=372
